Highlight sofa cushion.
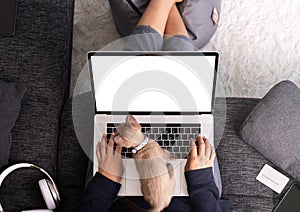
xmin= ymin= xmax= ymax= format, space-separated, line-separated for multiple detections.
xmin=0 ymin=0 xmax=74 ymax=211
xmin=0 ymin=81 xmax=26 ymax=169
xmin=240 ymin=80 xmax=300 ymax=181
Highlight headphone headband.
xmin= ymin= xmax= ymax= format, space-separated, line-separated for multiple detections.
xmin=0 ymin=163 xmax=60 ymax=212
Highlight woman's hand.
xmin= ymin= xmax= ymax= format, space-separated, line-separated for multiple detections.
xmin=97 ymin=133 xmax=124 ymax=183
xmin=185 ymin=135 xmax=215 ymax=171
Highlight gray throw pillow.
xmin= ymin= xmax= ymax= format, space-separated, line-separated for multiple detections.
xmin=240 ymin=80 xmax=300 ymax=181
xmin=0 ymin=81 xmax=26 ymax=169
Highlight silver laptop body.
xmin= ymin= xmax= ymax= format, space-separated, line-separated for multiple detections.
xmin=89 ymin=52 xmax=218 ymax=196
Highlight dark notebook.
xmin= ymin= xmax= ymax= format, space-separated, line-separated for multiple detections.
xmin=0 ymin=0 xmax=18 ymax=36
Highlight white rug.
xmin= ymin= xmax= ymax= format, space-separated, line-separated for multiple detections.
xmin=71 ymin=0 xmax=300 ymax=98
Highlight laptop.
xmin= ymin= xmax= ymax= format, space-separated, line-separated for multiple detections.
xmin=89 ymin=51 xmax=218 ymax=196
xmin=0 ymin=0 xmax=18 ymax=36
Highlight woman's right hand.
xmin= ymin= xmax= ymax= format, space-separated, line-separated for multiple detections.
xmin=97 ymin=133 xmax=124 ymax=183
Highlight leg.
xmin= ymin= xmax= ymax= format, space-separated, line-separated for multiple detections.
xmin=163 ymin=5 xmax=194 ymax=51
xmin=85 ymin=147 xmax=94 ymax=189
xmin=137 ymin=0 xmax=181 ymax=35
xmin=124 ymin=0 xmax=182 ymax=51
xmin=85 ymin=159 xmax=93 ymax=189
xmin=164 ymin=4 xmax=188 ymax=38
xmin=123 ymin=25 xmax=164 ymax=51
xmin=213 ymin=156 xmax=223 ymax=198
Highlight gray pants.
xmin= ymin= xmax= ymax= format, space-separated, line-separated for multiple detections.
xmin=213 ymin=155 xmax=223 ymax=197
xmin=123 ymin=25 xmax=195 ymax=51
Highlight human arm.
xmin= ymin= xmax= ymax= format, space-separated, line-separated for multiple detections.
xmin=184 ymin=135 xmax=224 ymax=212
xmin=77 ymin=172 xmax=121 ymax=212
xmin=185 ymin=168 xmax=223 ymax=212
xmin=77 ymin=133 xmax=124 ymax=212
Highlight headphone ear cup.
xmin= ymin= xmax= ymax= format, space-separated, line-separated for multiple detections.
xmin=38 ymin=179 xmax=56 ymax=210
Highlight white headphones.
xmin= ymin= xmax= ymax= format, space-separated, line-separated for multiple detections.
xmin=0 ymin=163 xmax=60 ymax=212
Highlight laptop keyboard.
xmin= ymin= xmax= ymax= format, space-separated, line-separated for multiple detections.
xmin=106 ymin=123 xmax=201 ymax=159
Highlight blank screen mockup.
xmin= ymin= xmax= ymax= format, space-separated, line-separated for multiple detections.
xmin=90 ymin=54 xmax=216 ymax=113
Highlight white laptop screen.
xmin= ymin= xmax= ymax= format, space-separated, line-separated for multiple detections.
xmin=89 ymin=52 xmax=217 ymax=114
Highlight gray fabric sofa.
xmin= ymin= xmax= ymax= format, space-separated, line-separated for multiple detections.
xmin=215 ymin=98 xmax=288 ymax=212
xmin=0 ymin=0 xmax=74 ymax=211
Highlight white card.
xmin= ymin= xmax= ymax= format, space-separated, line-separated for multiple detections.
xmin=256 ymin=164 xmax=289 ymax=194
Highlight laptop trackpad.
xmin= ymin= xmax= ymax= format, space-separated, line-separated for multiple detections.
xmin=125 ymin=159 xmax=142 ymax=196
